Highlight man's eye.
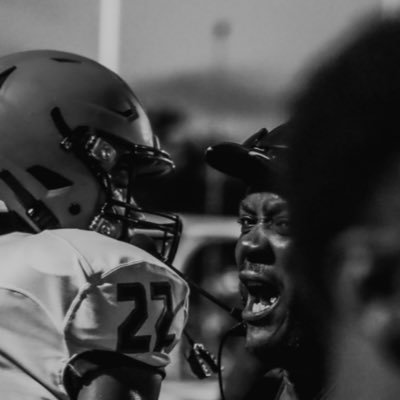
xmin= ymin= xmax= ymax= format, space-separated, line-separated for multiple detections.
xmin=272 ymin=218 xmax=290 ymax=235
xmin=237 ymin=216 xmax=256 ymax=233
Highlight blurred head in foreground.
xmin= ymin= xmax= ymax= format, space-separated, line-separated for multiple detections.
xmin=288 ymin=16 xmax=400 ymax=400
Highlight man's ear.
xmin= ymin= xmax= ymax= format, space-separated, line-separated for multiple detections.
xmin=328 ymin=228 xmax=400 ymax=365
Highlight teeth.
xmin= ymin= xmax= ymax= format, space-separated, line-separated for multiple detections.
xmin=252 ymin=302 xmax=269 ymax=313
xmin=250 ymin=296 xmax=279 ymax=314
xmin=270 ymin=297 xmax=278 ymax=304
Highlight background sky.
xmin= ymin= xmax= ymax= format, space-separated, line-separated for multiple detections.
xmin=0 ymin=0 xmax=385 ymax=135
xmin=0 ymin=1 xmax=379 ymax=81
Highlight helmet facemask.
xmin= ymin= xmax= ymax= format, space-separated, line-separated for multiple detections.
xmin=52 ymin=107 xmax=182 ymax=264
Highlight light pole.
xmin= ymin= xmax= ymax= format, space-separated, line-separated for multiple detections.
xmin=211 ymin=19 xmax=231 ymax=72
xmin=98 ymin=0 xmax=122 ymax=73
xmin=204 ymin=20 xmax=232 ymax=215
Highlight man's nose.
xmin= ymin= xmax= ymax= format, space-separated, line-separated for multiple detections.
xmin=241 ymin=226 xmax=275 ymax=265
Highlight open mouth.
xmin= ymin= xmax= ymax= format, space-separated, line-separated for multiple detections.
xmin=240 ymin=273 xmax=282 ymax=323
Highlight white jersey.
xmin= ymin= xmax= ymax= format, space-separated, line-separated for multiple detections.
xmin=0 ymin=229 xmax=189 ymax=400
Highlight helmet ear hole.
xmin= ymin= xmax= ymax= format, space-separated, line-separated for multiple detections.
xmin=68 ymin=203 xmax=81 ymax=216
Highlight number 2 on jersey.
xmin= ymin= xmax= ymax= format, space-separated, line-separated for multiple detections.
xmin=116 ymin=281 xmax=179 ymax=353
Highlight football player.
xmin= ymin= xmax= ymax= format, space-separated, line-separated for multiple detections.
xmin=0 ymin=50 xmax=189 ymax=400
xmin=206 ymin=124 xmax=322 ymax=400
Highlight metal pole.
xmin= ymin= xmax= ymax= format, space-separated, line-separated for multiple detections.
xmin=211 ymin=19 xmax=231 ymax=72
xmin=98 ymin=0 xmax=122 ymax=73
xmin=204 ymin=20 xmax=232 ymax=215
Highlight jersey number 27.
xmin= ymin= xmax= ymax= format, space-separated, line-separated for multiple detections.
xmin=116 ymin=281 xmax=182 ymax=353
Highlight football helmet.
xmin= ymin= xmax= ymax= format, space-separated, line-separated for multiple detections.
xmin=0 ymin=50 xmax=181 ymax=263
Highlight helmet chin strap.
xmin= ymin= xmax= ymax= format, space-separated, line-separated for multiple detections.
xmin=163 ymin=258 xmax=243 ymax=322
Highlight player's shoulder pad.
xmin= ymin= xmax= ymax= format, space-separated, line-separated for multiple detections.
xmin=42 ymin=229 xmax=184 ymax=280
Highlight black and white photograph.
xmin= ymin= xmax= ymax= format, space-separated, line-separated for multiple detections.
xmin=0 ymin=1 xmax=398 ymax=400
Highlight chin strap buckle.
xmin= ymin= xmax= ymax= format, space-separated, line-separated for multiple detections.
xmin=184 ymin=330 xmax=220 ymax=379
xmin=188 ymin=342 xmax=220 ymax=379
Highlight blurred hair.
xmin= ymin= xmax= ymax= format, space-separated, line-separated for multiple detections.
xmin=288 ymin=16 xmax=400 ymax=318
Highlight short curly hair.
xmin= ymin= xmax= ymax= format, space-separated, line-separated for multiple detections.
xmin=288 ymin=16 xmax=400 ymax=316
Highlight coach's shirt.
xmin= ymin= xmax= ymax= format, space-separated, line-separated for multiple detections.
xmin=0 ymin=229 xmax=189 ymax=400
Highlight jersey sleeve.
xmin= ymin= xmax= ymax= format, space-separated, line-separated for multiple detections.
xmin=63 ymin=260 xmax=189 ymax=369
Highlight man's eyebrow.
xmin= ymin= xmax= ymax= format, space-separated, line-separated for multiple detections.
xmin=262 ymin=200 xmax=289 ymax=216
xmin=238 ymin=201 xmax=255 ymax=214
